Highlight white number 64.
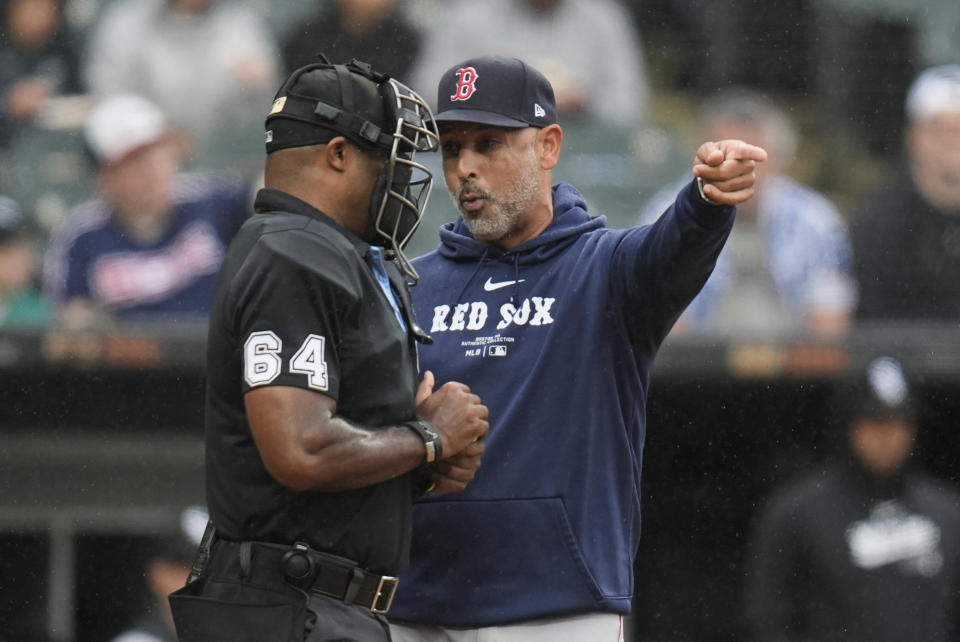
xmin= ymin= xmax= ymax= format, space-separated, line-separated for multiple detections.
xmin=244 ymin=331 xmax=329 ymax=391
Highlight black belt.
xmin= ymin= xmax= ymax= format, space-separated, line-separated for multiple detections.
xmin=212 ymin=539 xmax=399 ymax=615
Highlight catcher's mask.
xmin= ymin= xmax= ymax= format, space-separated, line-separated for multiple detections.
xmin=265 ymin=57 xmax=439 ymax=282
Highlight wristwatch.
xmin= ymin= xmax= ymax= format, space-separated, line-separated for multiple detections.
xmin=404 ymin=419 xmax=443 ymax=464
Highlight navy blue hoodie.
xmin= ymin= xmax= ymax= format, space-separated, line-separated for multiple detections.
xmin=390 ymin=180 xmax=734 ymax=626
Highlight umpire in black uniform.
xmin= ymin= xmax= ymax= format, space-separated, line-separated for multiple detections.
xmin=169 ymin=58 xmax=489 ymax=642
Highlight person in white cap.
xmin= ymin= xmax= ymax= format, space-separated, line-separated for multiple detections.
xmin=851 ymin=64 xmax=960 ymax=321
xmin=42 ymin=93 xmax=256 ymax=329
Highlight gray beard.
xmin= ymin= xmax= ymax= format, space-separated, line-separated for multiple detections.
xmin=457 ymin=152 xmax=541 ymax=243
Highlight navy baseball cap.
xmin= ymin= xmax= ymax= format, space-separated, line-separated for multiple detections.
xmin=435 ymin=56 xmax=557 ymax=128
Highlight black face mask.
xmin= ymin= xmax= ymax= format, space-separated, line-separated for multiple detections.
xmin=366 ymin=78 xmax=439 ymax=282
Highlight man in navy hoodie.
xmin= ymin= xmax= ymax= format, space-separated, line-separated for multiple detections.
xmin=389 ymin=56 xmax=767 ymax=641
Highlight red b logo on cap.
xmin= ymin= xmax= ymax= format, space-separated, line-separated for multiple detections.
xmin=451 ymin=67 xmax=479 ymax=102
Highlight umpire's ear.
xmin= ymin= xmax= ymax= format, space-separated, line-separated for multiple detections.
xmin=325 ymin=136 xmax=350 ymax=172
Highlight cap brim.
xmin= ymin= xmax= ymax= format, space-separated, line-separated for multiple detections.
xmin=99 ymin=137 xmax=166 ymax=167
xmin=435 ymin=108 xmax=529 ymax=128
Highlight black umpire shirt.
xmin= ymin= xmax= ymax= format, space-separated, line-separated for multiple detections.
xmin=204 ymin=188 xmax=422 ymax=575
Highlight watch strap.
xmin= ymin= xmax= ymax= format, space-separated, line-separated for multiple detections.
xmin=404 ymin=419 xmax=443 ymax=464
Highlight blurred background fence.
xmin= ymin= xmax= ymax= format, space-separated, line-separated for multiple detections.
xmin=4 ymin=322 xmax=960 ymax=640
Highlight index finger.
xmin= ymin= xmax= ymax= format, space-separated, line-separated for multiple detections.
xmin=719 ymin=140 xmax=768 ymax=163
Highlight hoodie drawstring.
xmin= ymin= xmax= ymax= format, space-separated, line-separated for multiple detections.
xmin=448 ymin=248 xmax=523 ymax=305
xmin=452 ymin=247 xmax=490 ymax=305
xmin=511 ymin=253 xmax=521 ymax=304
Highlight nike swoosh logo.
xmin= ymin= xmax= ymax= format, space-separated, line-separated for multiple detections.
xmin=483 ymin=277 xmax=526 ymax=291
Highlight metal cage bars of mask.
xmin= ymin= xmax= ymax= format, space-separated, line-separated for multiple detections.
xmin=371 ymin=78 xmax=440 ymax=283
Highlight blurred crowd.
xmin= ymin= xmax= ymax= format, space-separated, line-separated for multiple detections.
xmin=0 ymin=0 xmax=957 ymax=335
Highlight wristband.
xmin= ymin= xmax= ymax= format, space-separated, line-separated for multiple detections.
xmin=404 ymin=420 xmax=443 ymax=464
xmin=696 ymin=176 xmax=722 ymax=206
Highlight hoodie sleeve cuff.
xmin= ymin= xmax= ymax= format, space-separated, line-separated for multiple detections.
xmin=678 ymin=178 xmax=734 ymax=230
